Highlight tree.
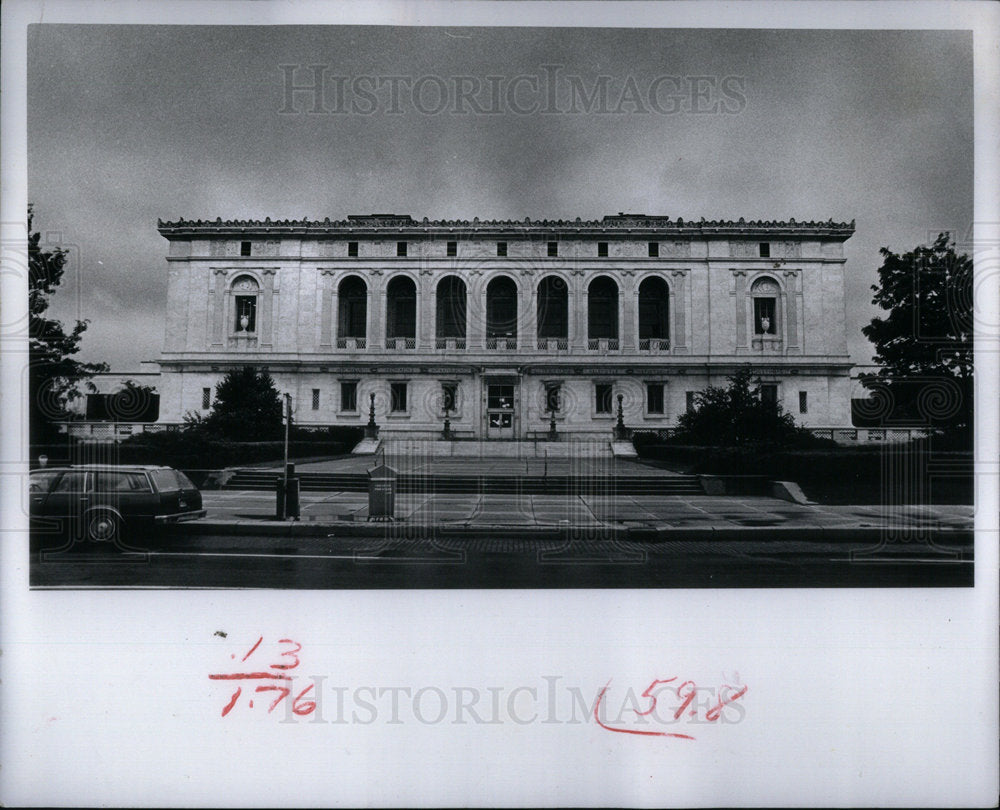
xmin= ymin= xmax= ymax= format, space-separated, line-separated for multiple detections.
xmin=674 ymin=367 xmax=804 ymax=447
xmin=861 ymin=234 xmax=973 ymax=437
xmin=203 ymin=366 xmax=283 ymax=441
xmin=28 ymin=205 xmax=107 ymax=443
xmin=105 ymin=380 xmax=159 ymax=422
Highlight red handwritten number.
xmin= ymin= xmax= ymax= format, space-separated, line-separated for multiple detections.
xmin=673 ymin=680 xmax=697 ymax=720
xmin=255 ymin=685 xmax=292 ymax=713
xmin=241 ymin=636 xmax=263 ymax=662
xmin=594 ymin=681 xmax=695 ymax=740
xmin=271 ymin=639 xmax=301 ymax=670
xmin=706 ymin=684 xmax=748 ymax=721
xmin=292 ymin=683 xmax=317 ymax=716
xmin=633 ymin=678 xmax=677 ymax=717
xmin=221 ymin=687 xmax=242 ymax=717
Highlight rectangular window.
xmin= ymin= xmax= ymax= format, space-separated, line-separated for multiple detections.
xmin=446 ymin=241 xmax=457 ymax=257
xmin=595 ymin=383 xmax=613 ymax=414
xmin=545 ymin=383 xmax=561 ymax=413
xmin=240 ymin=241 xmax=251 ymax=256
xmin=646 ymin=383 xmax=665 ymax=414
xmin=487 ymin=385 xmax=515 ymax=410
xmin=390 ymin=382 xmax=408 ymax=412
xmin=547 ymin=241 xmax=558 ymax=257
xmin=648 ymin=242 xmax=659 ymax=257
xmin=760 ymin=384 xmax=778 ymax=408
xmin=311 ymin=388 xmax=320 ymax=411
xmin=202 ymin=387 xmax=211 ymax=410
xmin=754 ymin=297 xmax=776 ymax=334
xmin=397 ymin=241 xmax=407 ymax=257
xmin=441 ymin=382 xmax=457 ymax=412
xmin=340 ymin=382 xmax=358 ymax=412
xmin=759 ymin=242 xmax=771 ymax=258
xmin=597 ymin=242 xmax=608 ymax=257
xmin=348 ymin=241 xmax=358 ymax=257
xmin=799 ymin=391 xmax=808 ymax=414
xmin=497 ymin=241 xmax=507 ymax=257
xmin=234 ymin=295 xmax=257 ymax=332
xmin=686 ymin=391 xmax=695 ymax=413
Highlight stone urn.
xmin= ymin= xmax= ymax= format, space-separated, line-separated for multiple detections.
xmin=239 ymin=314 xmax=250 ymax=331
xmin=760 ymin=316 xmax=770 ymax=333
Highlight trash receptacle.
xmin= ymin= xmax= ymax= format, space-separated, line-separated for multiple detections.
xmin=368 ymin=463 xmax=397 ymax=521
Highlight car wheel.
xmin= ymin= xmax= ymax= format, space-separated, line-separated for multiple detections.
xmin=85 ymin=510 xmax=123 ymax=543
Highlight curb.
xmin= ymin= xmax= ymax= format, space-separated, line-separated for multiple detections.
xmin=180 ymin=519 xmax=973 ymax=544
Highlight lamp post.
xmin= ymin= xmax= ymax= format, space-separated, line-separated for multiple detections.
xmin=614 ymin=392 xmax=628 ymax=441
xmin=365 ymin=391 xmax=378 ymax=439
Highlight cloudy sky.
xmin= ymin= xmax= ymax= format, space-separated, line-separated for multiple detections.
xmin=27 ymin=24 xmax=973 ymax=371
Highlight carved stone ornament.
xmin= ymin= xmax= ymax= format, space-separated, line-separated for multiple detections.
xmin=232 ymin=277 xmax=259 ymax=291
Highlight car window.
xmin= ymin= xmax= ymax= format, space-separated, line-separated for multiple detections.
xmin=29 ymin=471 xmax=63 ymax=494
xmin=52 ymin=471 xmax=87 ymax=494
xmin=174 ymin=470 xmax=197 ymax=490
xmin=150 ymin=469 xmax=181 ymax=492
xmin=94 ymin=471 xmax=152 ymax=493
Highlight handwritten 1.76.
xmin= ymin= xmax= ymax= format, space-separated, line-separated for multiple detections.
xmin=595 ymin=676 xmax=747 ymax=740
xmin=208 ymin=637 xmax=316 ymax=717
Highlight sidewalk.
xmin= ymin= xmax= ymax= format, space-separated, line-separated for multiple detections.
xmin=190 ymin=490 xmax=975 ymax=540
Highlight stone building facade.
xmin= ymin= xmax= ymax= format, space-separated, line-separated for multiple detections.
xmin=156 ymin=214 xmax=855 ymax=439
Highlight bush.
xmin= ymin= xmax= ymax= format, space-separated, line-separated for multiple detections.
xmin=116 ymin=429 xmax=356 ymax=470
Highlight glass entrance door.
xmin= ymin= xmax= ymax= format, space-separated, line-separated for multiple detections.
xmin=486 ymin=383 xmax=516 ymax=438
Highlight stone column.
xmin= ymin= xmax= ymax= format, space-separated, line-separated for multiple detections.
xmin=570 ymin=270 xmax=586 ymax=350
xmin=783 ymin=270 xmax=799 ymax=350
xmin=620 ymin=270 xmax=636 ymax=351
xmin=733 ymin=270 xmax=748 ymax=349
xmin=211 ymin=269 xmax=227 ymax=347
xmin=467 ymin=271 xmax=485 ymax=350
xmin=320 ymin=270 xmax=334 ymax=348
xmin=368 ymin=269 xmax=384 ymax=350
xmin=419 ymin=269 xmax=434 ymax=349
xmin=261 ymin=269 xmax=277 ymax=347
xmin=671 ymin=270 xmax=687 ymax=351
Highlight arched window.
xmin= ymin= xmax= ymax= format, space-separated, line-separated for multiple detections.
xmin=751 ymin=277 xmax=780 ymax=335
xmin=386 ymin=276 xmax=417 ymax=346
xmin=486 ymin=276 xmax=518 ymax=348
xmin=638 ymin=276 xmax=670 ymax=350
xmin=587 ymin=276 xmax=619 ymax=346
xmin=337 ymin=276 xmax=367 ymax=343
xmin=436 ymin=275 xmax=467 ymax=346
xmin=537 ymin=276 xmax=568 ymax=348
xmin=231 ymin=275 xmax=259 ymax=333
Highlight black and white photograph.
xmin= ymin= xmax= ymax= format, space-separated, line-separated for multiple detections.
xmin=1 ymin=0 xmax=997 ymax=807
xmin=21 ymin=19 xmax=978 ymax=590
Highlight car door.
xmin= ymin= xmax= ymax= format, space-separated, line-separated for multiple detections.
xmin=92 ymin=470 xmax=159 ymax=521
xmin=29 ymin=470 xmax=67 ymax=536
xmin=40 ymin=469 xmax=89 ymax=527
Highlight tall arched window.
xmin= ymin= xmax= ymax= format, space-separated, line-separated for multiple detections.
xmin=587 ymin=276 xmax=619 ymax=347
xmin=536 ymin=276 xmax=568 ymax=349
xmin=231 ymin=275 xmax=259 ymax=333
xmin=486 ymin=276 xmax=518 ymax=349
xmin=385 ymin=276 xmax=417 ymax=347
xmin=337 ymin=275 xmax=367 ymax=348
xmin=436 ymin=275 xmax=467 ymax=348
xmin=751 ymin=277 xmax=780 ymax=336
xmin=638 ymin=276 xmax=670 ymax=350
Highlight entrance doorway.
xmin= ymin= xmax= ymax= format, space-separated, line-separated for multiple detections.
xmin=486 ymin=382 xmax=516 ymax=438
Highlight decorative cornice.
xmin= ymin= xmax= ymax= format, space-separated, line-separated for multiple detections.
xmin=158 ymin=213 xmax=856 ymax=240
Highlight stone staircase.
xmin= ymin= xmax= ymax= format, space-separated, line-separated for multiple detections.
xmin=222 ymin=468 xmax=705 ymax=496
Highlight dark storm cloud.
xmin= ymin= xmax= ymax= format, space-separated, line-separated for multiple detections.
xmin=28 ymin=25 xmax=972 ymax=369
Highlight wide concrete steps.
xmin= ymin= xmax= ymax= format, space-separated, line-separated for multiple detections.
xmin=223 ymin=469 xmax=704 ymax=496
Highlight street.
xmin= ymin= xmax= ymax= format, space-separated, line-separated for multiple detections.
xmin=30 ymin=526 xmax=973 ymax=588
